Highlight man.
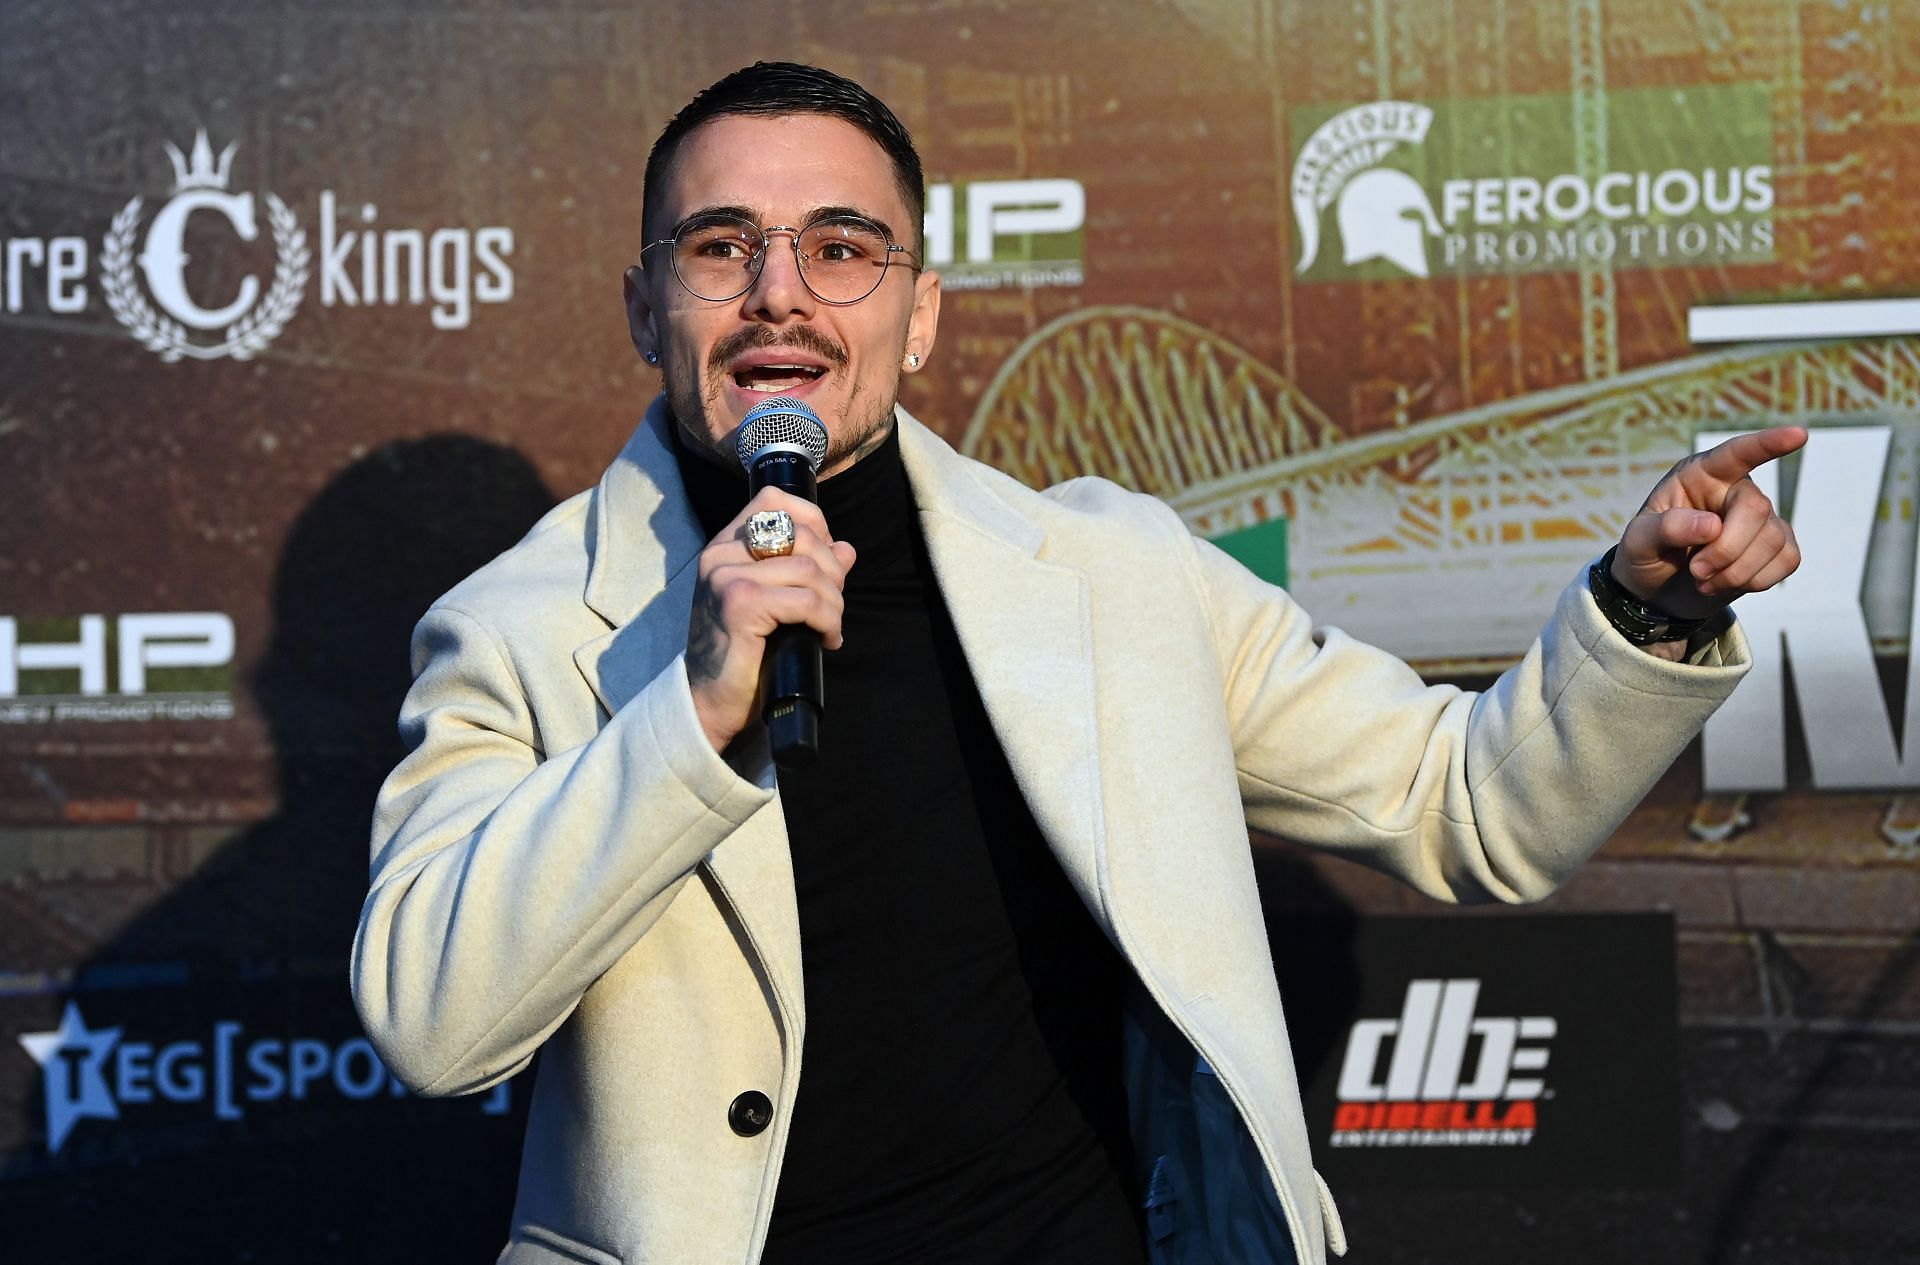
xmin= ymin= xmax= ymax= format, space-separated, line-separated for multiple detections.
xmin=352 ymin=62 xmax=1801 ymax=1265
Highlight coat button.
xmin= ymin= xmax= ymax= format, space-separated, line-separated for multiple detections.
xmin=728 ymin=1090 xmax=773 ymax=1137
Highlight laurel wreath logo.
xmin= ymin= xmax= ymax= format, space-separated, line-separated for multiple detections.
xmin=101 ymin=193 xmax=309 ymax=362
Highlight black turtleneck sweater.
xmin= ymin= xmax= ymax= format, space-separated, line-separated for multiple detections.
xmin=673 ymin=422 xmax=1146 ymax=1264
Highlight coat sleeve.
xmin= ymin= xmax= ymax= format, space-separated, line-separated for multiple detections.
xmin=350 ymin=603 xmax=773 ymax=1096
xmin=1187 ymin=537 xmax=1750 ymax=903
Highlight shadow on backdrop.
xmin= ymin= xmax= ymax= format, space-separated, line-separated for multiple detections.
xmin=4 ymin=436 xmax=556 ymax=1263
xmin=1706 ymin=926 xmax=1920 ymax=1265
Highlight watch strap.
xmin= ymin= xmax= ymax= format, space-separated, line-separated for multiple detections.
xmin=1587 ymin=545 xmax=1713 ymax=646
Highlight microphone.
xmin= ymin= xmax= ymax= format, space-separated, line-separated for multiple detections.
xmin=735 ymin=395 xmax=831 ymax=770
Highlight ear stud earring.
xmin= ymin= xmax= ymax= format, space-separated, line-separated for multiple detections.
xmin=645 ymin=350 xmax=660 ymax=365
xmin=906 ymin=352 xmax=921 ymax=369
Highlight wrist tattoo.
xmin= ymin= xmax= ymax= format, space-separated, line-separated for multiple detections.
xmin=687 ymin=585 xmax=729 ymax=686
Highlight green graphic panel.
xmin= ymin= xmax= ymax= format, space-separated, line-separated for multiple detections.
xmin=10 ymin=617 xmax=230 ymax=696
xmin=1291 ymin=83 xmax=1775 ymax=282
xmin=1210 ymin=517 xmax=1289 ymax=589
xmin=949 ymin=199 xmax=1085 ymax=267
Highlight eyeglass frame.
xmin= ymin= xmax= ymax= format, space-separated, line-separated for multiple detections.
xmin=639 ymin=210 xmax=921 ymax=306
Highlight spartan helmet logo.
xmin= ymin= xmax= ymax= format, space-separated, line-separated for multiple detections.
xmin=1293 ymin=102 xmax=1439 ymax=279
xmin=1336 ymin=168 xmax=1443 ymax=277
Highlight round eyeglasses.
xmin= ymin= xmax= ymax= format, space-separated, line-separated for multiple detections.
xmin=641 ymin=213 xmax=917 ymax=305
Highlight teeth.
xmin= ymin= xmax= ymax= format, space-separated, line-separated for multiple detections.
xmin=735 ymin=364 xmax=824 ymax=393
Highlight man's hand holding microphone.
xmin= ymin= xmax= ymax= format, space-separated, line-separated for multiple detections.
xmin=685 ymin=398 xmax=849 ymax=765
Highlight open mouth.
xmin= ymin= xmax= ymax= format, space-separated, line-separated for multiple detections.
xmin=733 ymin=365 xmax=827 ymax=393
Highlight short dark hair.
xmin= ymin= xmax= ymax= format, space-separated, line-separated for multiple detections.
xmin=641 ymin=61 xmax=926 ymax=253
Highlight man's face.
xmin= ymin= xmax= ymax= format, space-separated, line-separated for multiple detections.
xmin=625 ymin=113 xmax=941 ymax=479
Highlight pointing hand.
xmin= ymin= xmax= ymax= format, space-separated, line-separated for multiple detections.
xmin=1612 ymin=425 xmax=1806 ymax=629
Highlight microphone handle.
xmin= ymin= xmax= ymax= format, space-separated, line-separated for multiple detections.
xmin=748 ymin=454 xmax=823 ymax=769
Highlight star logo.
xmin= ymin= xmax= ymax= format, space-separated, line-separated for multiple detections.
xmin=18 ymin=1001 xmax=122 ymax=1153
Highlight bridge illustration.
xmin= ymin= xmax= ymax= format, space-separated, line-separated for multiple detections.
xmin=964 ymin=306 xmax=1919 ymax=665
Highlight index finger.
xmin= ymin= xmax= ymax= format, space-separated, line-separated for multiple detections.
xmin=1694 ymin=425 xmax=1808 ymax=485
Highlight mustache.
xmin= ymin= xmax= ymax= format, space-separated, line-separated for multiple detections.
xmin=707 ymin=324 xmax=849 ymax=375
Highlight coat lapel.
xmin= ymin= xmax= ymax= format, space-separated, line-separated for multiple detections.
xmin=897 ymin=411 xmax=1111 ymax=919
xmin=572 ymin=401 xmax=710 ymax=717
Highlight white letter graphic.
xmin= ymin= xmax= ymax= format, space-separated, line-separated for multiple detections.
xmin=1701 ymin=427 xmax=1920 ymax=789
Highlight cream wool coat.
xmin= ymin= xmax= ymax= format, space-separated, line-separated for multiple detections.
xmin=352 ymin=399 xmax=1749 ymax=1265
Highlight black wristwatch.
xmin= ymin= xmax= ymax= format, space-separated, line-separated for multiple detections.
xmin=1587 ymin=545 xmax=1712 ymax=646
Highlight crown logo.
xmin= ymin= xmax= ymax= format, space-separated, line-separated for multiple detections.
xmin=162 ymin=130 xmax=238 ymax=193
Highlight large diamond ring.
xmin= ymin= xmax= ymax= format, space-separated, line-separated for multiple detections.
xmin=744 ymin=509 xmax=797 ymax=560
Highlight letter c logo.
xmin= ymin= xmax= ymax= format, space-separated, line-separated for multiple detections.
xmin=139 ymin=190 xmax=261 ymax=330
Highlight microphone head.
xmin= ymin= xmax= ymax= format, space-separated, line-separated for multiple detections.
xmin=736 ymin=396 xmax=829 ymax=474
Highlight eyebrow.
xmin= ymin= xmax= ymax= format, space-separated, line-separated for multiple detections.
xmin=804 ymin=205 xmax=899 ymax=241
xmin=673 ymin=202 xmax=901 ymax=242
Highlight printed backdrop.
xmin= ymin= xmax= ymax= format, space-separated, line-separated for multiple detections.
xmin=2 ymin=2 xmax=1915 ymax=1261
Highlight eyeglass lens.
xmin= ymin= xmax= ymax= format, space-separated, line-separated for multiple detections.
xmin=671 ymin=215 xmax=895 ymax=303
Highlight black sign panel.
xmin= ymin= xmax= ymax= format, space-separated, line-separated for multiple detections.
xmin=3 ymin=964 xmax=528 ymax=1258
xmin=1272 ymin=912 xmax=1679 ymax=1189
